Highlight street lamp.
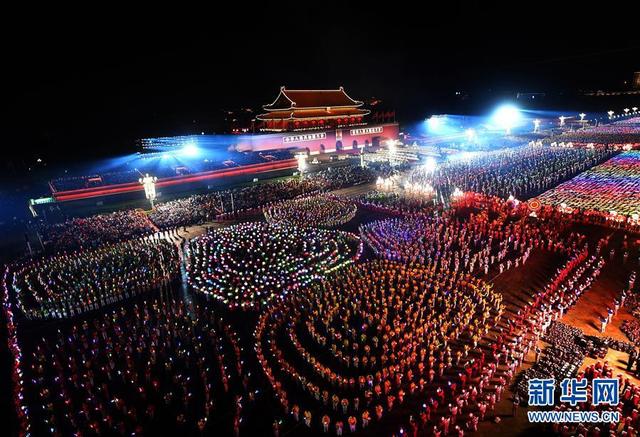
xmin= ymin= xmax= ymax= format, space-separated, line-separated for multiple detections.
xmin=139 ymin=174 xmax=158 ymax=209
xmin=608 ymin=110 xmax=614 ymax=119
xmin=387 ymin=139 xmax=398 ymax=165
xmin=358 ymin=144 xmax=366 ymax=168
xmin=624 ymin=108 xmax=630 ymax=115
xmin=295 ymin=153 xmax=308 ymax=173
xmin=533 ymin=119 xmax=541 ymax=133
xmin=559 ymin=116 xmax=566 ymax=127
xmin=465 ymin=128 xmax=476 ymax=142
xmin=579 ymin=113 xmax=586 ymax=121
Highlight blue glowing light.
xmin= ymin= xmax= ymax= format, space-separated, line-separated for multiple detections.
xmin=182 ymin=143 xmax=199 ymax=157
xmin=491 ymin=104 xmax=522 ymax=133
xmin=426 ymin=115 xmax=443 ymax=132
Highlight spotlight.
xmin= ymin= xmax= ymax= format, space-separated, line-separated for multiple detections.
xmin=426 ymin=115 xmax=443 ymax=132
xmin=465 ymin=128 xmax=476 ymax=141
xmin=492 ymin=104 xmax=521 ymax=134
xmin=182 ymin=143 xmax=199 ymax=157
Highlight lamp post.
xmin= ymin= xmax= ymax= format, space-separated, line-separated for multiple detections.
xmin=465 ymin=128 xmax=476 ymax=143
xmin=387 ymin=140 xmax=398 ymax=165
xmin=608 ymin=110 xmax=614 ymax=119
xmin=559 ymin=115 xmax=566 ymax=127
xmin=139 ymin=174 xmax=158 ymax=210
xmin=295 ymin=153 xmax=308 ymax=174
xmin=533 ymin=119 xmax=541 ymax=133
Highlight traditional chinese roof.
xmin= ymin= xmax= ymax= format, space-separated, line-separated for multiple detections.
xmin=263 ymin=87 xmax=363 ymax=111
xmin=256 ymin=107 xmax=369 ymax=121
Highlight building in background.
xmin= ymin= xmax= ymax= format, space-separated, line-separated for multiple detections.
xmin=236 ymin=87 xmax=399 ymax=155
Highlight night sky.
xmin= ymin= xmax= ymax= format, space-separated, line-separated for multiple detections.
xmin=5 ymin=3 xmax=640 ymax=165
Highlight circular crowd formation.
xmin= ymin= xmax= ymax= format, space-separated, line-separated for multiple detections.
xmin=255 ymin=260 xmax=503 ymax=433
xmin=187 ymin=222 xmax=361 ymax=309
xmin=11 ymin=237 xmax=180 ymax=319
xmin=263 ymin=195 xmax=357 ymax=228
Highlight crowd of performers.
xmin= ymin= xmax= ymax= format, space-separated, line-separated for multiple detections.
xmin=39 ymin=210 xmax=157 ymax=252
xmin=149 ymin=179 xmax=325 ymax=229
xmin=539 ymin=150 xmax=640 ymax=220
xmin=405 ymin=145 xmax=616 ymax=200
xmin=551 ymin=361 xmax=640 ymax=436
xmin=264 ymin=195 xmax=357 ymax=228
xmin=255 ymin=260 xmax=505 ymax=435
xmin=26 ymin=298 xmax=254 ymax=436
xmin=550 ymin=116 xmax=640 ymax=145
xmin=6 ymin=144 xmax=640 ymax=436
xmin=186 ymin=222 xmax=361 ymax=310
xmin=149 ymin=163 xmax=399 ymax=229
xmin=10 ymin=235 xmax=181 ymax=319
xmin=352 ymin=191 xmax=435 ymax=216
xmin=360 ymin=193 xmax=582 ymax=278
